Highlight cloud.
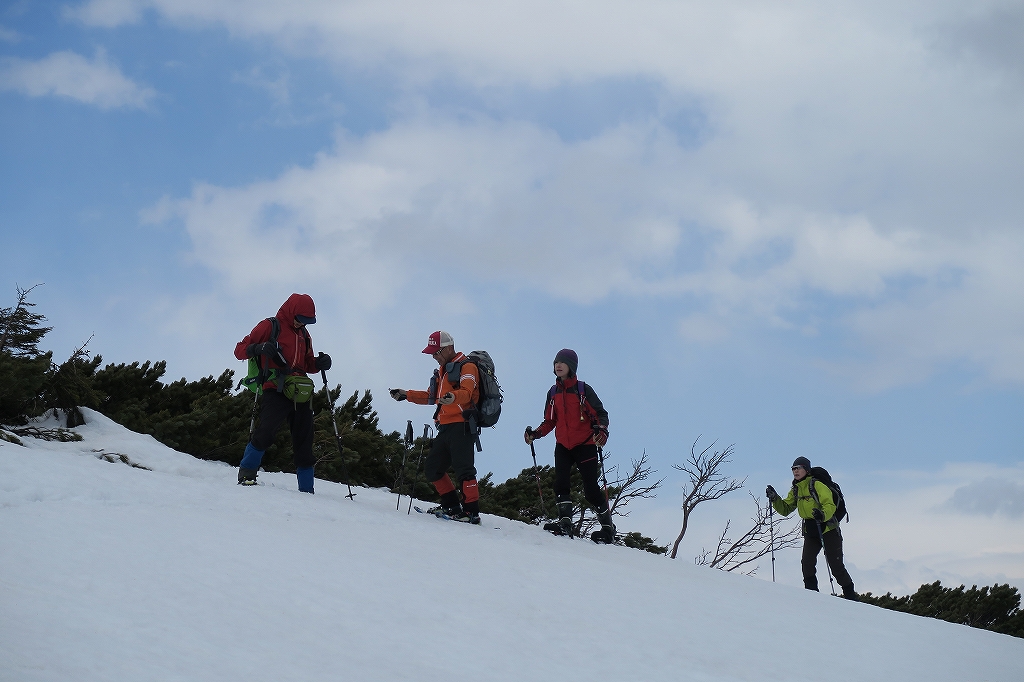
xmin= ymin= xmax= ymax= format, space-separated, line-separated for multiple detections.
xmin=0 ymin=25 xmax=21 ymax=43
xmin=143 ymin=111 xmax=1024 ymax=388
xmin=944 ymin=477 xmax=1024 ymax=518
xmin=0 ymin=48 xmax=155 ymax=109
xmin=935 ymin=3 xmax=1024 ymax=81
xmin=108 ymin=1 xmax=1024 ymax=388
xmin=64 ymin=0 xmax=146 ymax=27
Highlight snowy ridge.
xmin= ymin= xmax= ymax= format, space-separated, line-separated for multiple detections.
xmin=2 ymin=409 xmax=1022 ymax=682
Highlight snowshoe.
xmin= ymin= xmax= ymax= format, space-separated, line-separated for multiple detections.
xmin=543 ymin=519 xmax=575 ymax=537
xmin=237 ymin=468 xmax=258 ymax=486
xmin=418 ymin=505 xmax=478 ymax=523
xmin=543 ymin=521 xmax=567 ymax=536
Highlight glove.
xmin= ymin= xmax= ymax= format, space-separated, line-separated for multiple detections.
xmin=811 ymin=508 xmax=825 ymax=523
xmin=438 ymin=392 xmax=455 ymax=405
xmin=247 ymin=342 xmax=286 ymax=366
xmin=524 ymin=427 xmax=535 ymax=444
xmin=389 ymin=388 xmax=407 ymax=401
xmin=247 ymin=342 xmax=277 ymax=358
xmin=315 ymin=352 xmax=332 ymax=371
xmin=593 ymin=425 xmax=608 ymax=447
xmin=766 ymin=485 xmax=780 ymax=502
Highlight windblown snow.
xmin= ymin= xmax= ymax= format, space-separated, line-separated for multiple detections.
xmin=2 ymin=409 xmax=1022 ymax=682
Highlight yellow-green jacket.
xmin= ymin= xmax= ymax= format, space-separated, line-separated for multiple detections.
xmin=772 ymin=478 xmax=838 ymax=534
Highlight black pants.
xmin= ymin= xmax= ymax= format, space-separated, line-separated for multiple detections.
xmin=553 ymin=443 xmax=608 ymax=513
xmin=251 ymin=390 xmax=315 ymax=469
xmin=424 ymin=422 xmax=477 ymax=484
xmin=802 ymin=523 xmax=854 ymax=592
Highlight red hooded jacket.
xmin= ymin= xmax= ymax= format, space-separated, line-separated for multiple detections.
xmin=534 ymin=377 xmax=609 ymax=450
xmin=234 ymin=294 xmax=318 ymax=389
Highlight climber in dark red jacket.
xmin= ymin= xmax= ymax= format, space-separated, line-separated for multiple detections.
xmin=234 ymin=293 xmax=330 ymax=492
xmin=525 ymin=349 xmax=614 ymax=542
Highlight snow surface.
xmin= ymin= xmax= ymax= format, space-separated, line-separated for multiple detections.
xmin=2 ymin=409 xmax=1022 ymax=682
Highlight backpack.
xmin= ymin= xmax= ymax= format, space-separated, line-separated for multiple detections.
xmin=238 ymin=317 xmax=312 ymax=399
xmin=545 ymin=379 xmax=599 ymax=425
xmin=803 ymin=466 xmax=848 ymax=524
xmin=446 ymin=350 xmax=503 ymax=428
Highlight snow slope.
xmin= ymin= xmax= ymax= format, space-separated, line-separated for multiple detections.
xmin=2 ymin=409 xmax=1022 ymax=682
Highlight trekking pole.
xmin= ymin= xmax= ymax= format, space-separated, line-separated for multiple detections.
xmin=768 ymin=504 xmax=776 ymax=583
xmin=248 ymin=391 xmax=260 ymax=439
xmin=407 ymin=424 xmax=431 ymax=515
xmin=597 ymin=446 xmax=610 ymax=507
xmin=320 ymin=369 xmax=355 ymax=500
xmin=815 ymin=520 xmax=837 ymax=596
xmin=527 ymin=433 xmax=546 ymax=517
xmin=396 ymin=420 xmax=413 ymax=510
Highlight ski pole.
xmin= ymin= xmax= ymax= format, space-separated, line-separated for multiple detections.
xmin=768 ymin=503 xmax=776 ymax=583
xmin=396 ymin=420 xmax=413 ymax=510
xmin=527 ymin=432 xmax=546 ymax=517
xmin=320 ymin=369 xmax=355 ymax=500
xmin=407 ymin=424 xmax=431 ymax=515
xmin=815 ymin=519 xmax=836 ymax=596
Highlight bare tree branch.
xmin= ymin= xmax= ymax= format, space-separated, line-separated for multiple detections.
xmin=669 ymin=437 xmax=745 ymax=559
xmin=574 ymin=449 xmax=664 ymax=537
xmin=608 ymin=449 xmax=664 ymax=516
xmin=695 ymin=491 xmax=802 ymax=574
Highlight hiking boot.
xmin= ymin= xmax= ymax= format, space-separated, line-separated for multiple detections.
xmin=238 ymin=468 xmax=258 ymax=485
xmin=442 ymin=508 xmax=479 ymax=523
xmin=551 ymin=498 xmax=576 ymax=537
xmin=842 ymin=586 xmax=859 ymax=601
xmin=592 ymin=509 xmax=616 ymax=544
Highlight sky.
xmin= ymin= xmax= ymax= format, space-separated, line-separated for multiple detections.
xmin=2 ymin=1 xmax=1023 ymax=594
xmin=2 ymin=411 xmax=1023 ymax=682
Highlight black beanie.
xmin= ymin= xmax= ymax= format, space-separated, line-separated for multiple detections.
xmin=553 ymin=349 xmax=578 ymax=377
xmin=792 ymin=456 xmax=811 ymax=470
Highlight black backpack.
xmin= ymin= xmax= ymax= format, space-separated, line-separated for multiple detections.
xmin=803 ymin=466 xmax=848 ymax=523
xmin=446 ymin=350 xmax=503 ymax=428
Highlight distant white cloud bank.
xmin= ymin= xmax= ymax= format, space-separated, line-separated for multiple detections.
xmin=0 ymin=48 xmax=155 ymax=109
xmin=76 ymin=0 xmax=1024 ymax=388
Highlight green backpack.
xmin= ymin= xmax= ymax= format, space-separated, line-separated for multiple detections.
xmin=239 ymin=317 xmax=315 ymax=403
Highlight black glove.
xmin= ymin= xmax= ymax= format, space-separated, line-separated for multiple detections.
xmin=593 ymin=425 xmax=608 ymax=447
xmin=766 ymin=485 xmax=780 ymax=502
xmin=811 ymin=508 xmax=825 ymax=523
xmin=247 ymin=342 xmax=286 ymax=366
xmin=315 ymin=352 xmax=332 ymax=371
xmin=247 ymin=342 xmax=276 ymax=358
xmin=524 ymin=427 xmax=535 ymax=444
xmin=389 ymin=388 xmax=407 ymax=401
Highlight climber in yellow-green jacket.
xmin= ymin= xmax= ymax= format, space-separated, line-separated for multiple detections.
xmin=767 ymin=457 xmax=858 ymax=600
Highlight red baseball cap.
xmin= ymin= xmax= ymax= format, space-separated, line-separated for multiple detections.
xmin=422 ymin=330 xmax=454 ymax=354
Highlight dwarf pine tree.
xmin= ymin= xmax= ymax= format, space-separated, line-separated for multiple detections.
xmin=861 ymin=581 xmax=1024 ymax=638
xmin=41 ymin=341 xmax=103 ymax=427
xmin=0 ymin=285 xmax=53 ymax=425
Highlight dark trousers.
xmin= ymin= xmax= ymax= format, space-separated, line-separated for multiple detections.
xmin=251 ymin=390 xmax=315 ymax=469
xmin=553 ymin=443 xmax=608 ymax=513
xmin=802 ymin=523 xmax=854 ymax=592
xmin=424 ymin=422 xmax=477 ymax=484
